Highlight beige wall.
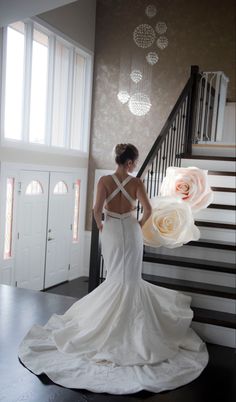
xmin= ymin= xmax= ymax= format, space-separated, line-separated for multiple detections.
xmin=86 ymin=0 xmax=235 ymax=229
xmin=0 ymin=0 xmax=77 ymax=27
xmin=39 ymin=0 xmax=96 ymax=52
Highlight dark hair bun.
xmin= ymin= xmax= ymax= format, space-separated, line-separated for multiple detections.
xmin=115 ymin=143 xmax=139 ymax=165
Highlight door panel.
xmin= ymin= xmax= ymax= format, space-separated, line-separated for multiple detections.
xmin=15 ymin=171 xmax=49 ymax=290
xmin=44 ymin=172 xmax=74 ymax=288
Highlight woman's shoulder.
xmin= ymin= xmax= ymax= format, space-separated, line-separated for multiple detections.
xmin=99 ymin=174 xmax=141 ymax=185
xmin=131 ymin=176 xmax=143 ymax=185
xmin=98 ymin=174 xmax=113 ymax=185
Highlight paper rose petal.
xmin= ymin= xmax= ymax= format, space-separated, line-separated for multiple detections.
xmin=142 ymin=196 xmax=200 ymax=248
xmin=160 ymin=167 xmax=214 ymax=212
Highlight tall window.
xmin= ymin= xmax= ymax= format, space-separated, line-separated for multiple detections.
xmin=2 ymin=20 xmax=91 ymax=152
xmin=4 ymin=178 xmax=15 ymax=259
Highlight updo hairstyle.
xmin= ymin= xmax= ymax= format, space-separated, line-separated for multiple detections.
xmin=115 ymin=143 xmax=139 ymax=165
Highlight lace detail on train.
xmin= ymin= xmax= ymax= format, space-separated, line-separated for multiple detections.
xmin=18 ymin=213 xmax=208 ymax=394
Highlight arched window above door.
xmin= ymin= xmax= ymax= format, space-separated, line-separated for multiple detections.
xmin=25 ymin=180 xmax=43 ymax=195
xmin=53 ymin=181 xmax=68 ymax=194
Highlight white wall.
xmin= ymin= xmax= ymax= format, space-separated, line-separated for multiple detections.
xmin=0 ymin=0 xmax=77 ymax=27
xmin=223 ymin=102 xmax=236 ymax=144
xmin=0 ymin=147 xmax=88 ymax=169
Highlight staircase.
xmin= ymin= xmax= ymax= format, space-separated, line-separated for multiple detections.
xmin=142 ymin=156 xmax=236 ymax=348
xmin=88 ymin=65 xmax=236 ymax=348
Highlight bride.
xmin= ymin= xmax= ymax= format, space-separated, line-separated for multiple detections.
xmin=18 ymin=143 xmax=208 ymax=394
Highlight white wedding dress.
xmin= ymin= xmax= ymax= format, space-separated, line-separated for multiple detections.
xmin=18 ymin=174 xmax=208 ymax=394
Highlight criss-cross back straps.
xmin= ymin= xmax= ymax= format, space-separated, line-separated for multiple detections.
xmin=106 ymin=174 xmax=136 ymax=205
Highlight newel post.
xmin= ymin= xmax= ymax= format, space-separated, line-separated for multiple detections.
xmin=185 ymin=65 xmax=200 ymax=155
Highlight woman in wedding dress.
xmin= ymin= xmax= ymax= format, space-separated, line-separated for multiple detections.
xmin=18 ymin=143 xmax=208 ymax=394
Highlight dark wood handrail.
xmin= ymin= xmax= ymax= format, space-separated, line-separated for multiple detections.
xmin=137 ymin=65 xmax=199 ymax=178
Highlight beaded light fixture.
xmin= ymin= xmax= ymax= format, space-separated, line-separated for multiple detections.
xmin=133 ymin=24 xmax=156 ymax=48
xmin=128 ymin=92 xmax=152 ymax=116
xmin=117 ymin=90 xmax=130 ymax=104
xmin=155 ymin=21 xmax=167 ymax=35
xmin=157 ymin=36 xmax=168 ymax=49
xmin=130 ymin=69 xmax=143 ymax=83
xmin=146 ymin=51 xmax=159 ymax=65
xmin=145 ymin=4 xmax=157 ymax=18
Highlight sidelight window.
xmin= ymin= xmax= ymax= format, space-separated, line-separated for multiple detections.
xmin=4 ymin=178 xmax=15 ymax=259
xmin=72 ymin=180 xmax=80 ymax=242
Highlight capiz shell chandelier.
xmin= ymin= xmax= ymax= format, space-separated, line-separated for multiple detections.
xmin=128 ymin=92 xmax=152 ymax=116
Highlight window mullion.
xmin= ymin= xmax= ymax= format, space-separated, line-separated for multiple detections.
xmin=65 ymin=47 xmax=74 ymax=149
xmin=45 ymin=34 xmax=55 ymax=146
xmin=22 ymin=21 xmax=33 ymax=143
xmin=80 ymin=57 xmax=87 ymax=151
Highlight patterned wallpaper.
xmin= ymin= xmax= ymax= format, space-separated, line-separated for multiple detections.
xmin=86 ymin=0 xmax=236 ymax=229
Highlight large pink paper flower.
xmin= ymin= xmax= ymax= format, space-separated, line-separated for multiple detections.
xmin=142 ymin=196 xmax=200 ymax=248
xmin=160 ymin=167 xmax=214 ymax=212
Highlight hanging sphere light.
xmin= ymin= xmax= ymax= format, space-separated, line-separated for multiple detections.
xmin=133 ymin=24 xmax=156 ymax=48
xmin=128 ymin=92 xmax=152 ymax=116
xmin=117 ymin=90 xmax=130 ymax=104
xmin=145 ymin=4 xmax=157 ymax=18
xmin=155 ymin=22 xmax=167 ymax=35
xmin=157 ymin=36 xmax=168 ymax=49
xmin=146 ymin=51 xmax=159 ymax=65
xmin=130 ymin=69 xmax=143 ymax=83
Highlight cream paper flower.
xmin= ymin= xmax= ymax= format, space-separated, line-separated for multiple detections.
xmin=142 ymin=196 xmax=200 ymax=248
xmin=160 ymin=167 xmax=214 ymax=212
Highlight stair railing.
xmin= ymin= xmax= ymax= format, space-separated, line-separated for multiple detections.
xmin=88 ymin=65 xmax=201 ymax=292
xmin=193 ymin=72 xmax=229 ymax=143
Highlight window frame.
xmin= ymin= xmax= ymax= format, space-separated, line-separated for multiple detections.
xmin=0 ymin=17 xmax=93 ymax=156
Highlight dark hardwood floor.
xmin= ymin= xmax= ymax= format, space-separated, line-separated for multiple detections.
xmin=0 ymin=280 xmax=235 ymax=402
xmin=45 ymin=276 xmax=89 ymax=299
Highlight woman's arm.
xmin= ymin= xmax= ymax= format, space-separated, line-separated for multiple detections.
xmin=136 ymin=179 xmax=152 ymax=227
xmin=93 ymin=177 xmax=107 ymax=231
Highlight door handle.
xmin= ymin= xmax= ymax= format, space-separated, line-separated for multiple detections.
xmin=48 ymin=237 xmax=55 ymax=241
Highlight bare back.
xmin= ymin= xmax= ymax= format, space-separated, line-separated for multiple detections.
xmin=103 ymin=174 xmax=138 ymax=214
xmin=93 ymin=172 xmax=152 ymax=229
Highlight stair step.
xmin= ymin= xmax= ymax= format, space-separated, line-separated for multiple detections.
xmin=192 ymin=307 xmax=236 ymax=329
xmin=143 ymin=252 xmax=235 ymax=274
xmin=186 ymin=239 xmax=236 ymax=251
xmin=208 ymin=171 xmax=236 ymax=176
xmin=183 ymin=155 xmax=236 ymax=161
xmin=142 ymin=274 xmax=236 ymax=299
xmin=208 ymin=204 xmax=235 ymax=210
xmin=196 ymin=221 xmax=236 ymax=230
xmin=181 ymin=157 xmax=236 ymax=171
xmin=211 ymin=187 xmax=236 ymax=193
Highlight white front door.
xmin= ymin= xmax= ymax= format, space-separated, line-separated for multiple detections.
xmin=15 ymin=171 xmax=49 ymax=290
xmin=44 ymin=172 xmax=74 ymax=288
